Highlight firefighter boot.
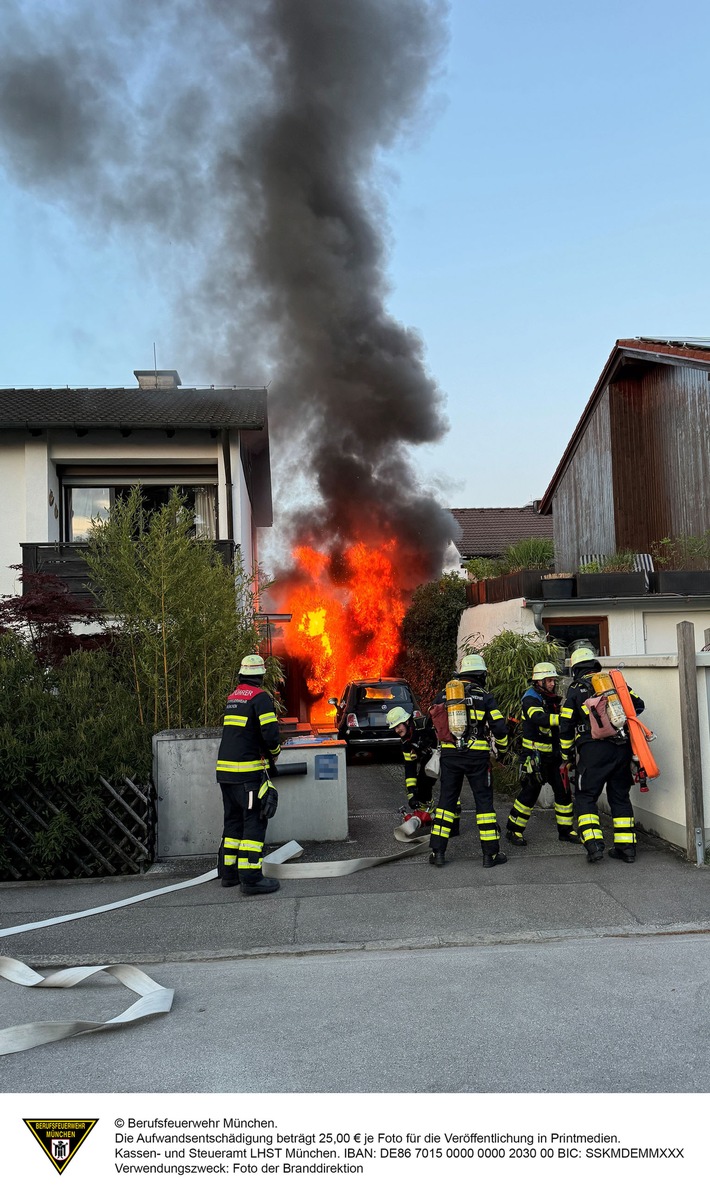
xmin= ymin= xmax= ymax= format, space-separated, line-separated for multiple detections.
xmin=482 ymin=851 xmax=508 ymax=868
xmin=586 ymin=840 xmax=604 ymax=864
xmin=221 ymin=874 xmax=240 ymax=889
xmin=240 ymin=877 xmax=281 ymax=896
xmin=505 ymin=828 xmax=527 ymax=847
xmin=429 ymin=850 xmax=446 ymax=868
xmin=608 ymin=846 xmax=636 ymax=864
xmin=558 ymin=829 xmax=580 ymax=843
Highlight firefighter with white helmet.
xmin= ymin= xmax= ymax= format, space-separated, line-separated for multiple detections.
xmin=559 ymin=646 xmax=645 ymax=864
xmin=505 ymin=660 xmax=578 ymax=847
xmin=386 ymin=704 xmax=437 ymax=829
xmin=215 ymin=653 xmax=282 ymax=895
xmin=427 ymin=652 xmax=509 ymax=869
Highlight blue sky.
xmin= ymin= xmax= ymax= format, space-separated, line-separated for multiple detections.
xmin=1 ymin=0 xmax=709 ymax=508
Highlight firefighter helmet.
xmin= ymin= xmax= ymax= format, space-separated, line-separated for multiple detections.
xmin=569 ymin=646 xmax=598 ymax=669
xmin=531 ymin=661 xmax=558 ymax=680
xmin=240 ymin=653 xmax=266 ymax=675
xmin=460 ymin=653 xmax=486 ymax=674
xmin=387 ymin=706 xmax=412 ymax=730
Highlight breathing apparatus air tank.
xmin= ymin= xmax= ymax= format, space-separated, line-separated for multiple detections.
xmin=590 ymin=672 xmax=626 ymax=729
xmin=446 ymin=678 xmax=468 ymax=747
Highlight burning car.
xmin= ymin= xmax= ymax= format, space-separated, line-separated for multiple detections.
xmin=328 ymin=678 xmax=421 ymax=750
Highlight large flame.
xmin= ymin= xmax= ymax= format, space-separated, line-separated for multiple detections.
xmin=278 ymin=540 xmax=405 ymax=723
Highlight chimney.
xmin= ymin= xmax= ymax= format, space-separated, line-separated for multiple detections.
xmin=134 ymin=369 xmax=182 ymax=389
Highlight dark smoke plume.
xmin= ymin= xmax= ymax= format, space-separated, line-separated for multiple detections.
xmin=0 ymin=0 xmax=458 ymax=584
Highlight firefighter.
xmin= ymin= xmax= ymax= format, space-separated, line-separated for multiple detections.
xmin=505 ymin=662 xmax=578 ymax=846
xmin=559 ymin=646 xmax=645 ymax=864
xmin=428 ymin=653 xmax=509 ymax=869
xmin=215 ymin=653 xmax=282 ymax=895
xmin=386 ymin=705 xmax=437 ymax=823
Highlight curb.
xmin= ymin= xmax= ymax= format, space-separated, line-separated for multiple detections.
xmin=19 ymin=919 xmax=710 ymax=969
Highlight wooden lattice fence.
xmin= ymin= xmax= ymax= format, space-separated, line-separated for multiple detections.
xmin=0 ymin=776 xmax=155 ymax=880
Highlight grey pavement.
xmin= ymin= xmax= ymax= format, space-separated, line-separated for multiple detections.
xmin=1 ymin=759 xmax=708 ymax=967
xmin=3 ymin=759 xmax=710 ymax=1095
xmin=2 ymin=936 xmax=710 ymax=1092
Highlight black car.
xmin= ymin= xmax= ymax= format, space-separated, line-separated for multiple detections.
xmin=328 ymin=678 xmax=421 ymax=749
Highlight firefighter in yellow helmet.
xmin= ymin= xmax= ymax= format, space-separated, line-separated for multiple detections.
xmin=559 ymin=646 xmax=645 ymax=864
xmin=215 ymin=654 xmax=282 ymax=895
xmin=505 ymin=661 xmax=578 ymax=847
xmin=428 ymin=653 xmax=509 ymax=869
xmin=387 ymin=705 xmax=437 ymax=831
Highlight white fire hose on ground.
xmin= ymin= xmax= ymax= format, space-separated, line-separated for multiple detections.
xmin=0 ymin=836 xmax=429 ymax=1055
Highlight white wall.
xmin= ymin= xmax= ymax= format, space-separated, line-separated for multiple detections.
xmin=0 ymin=434 xmax=27 ymax=596
xmin=458 ymin=598 xmax=536 ymax=656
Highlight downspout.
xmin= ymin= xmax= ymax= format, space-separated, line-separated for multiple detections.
xmin=221 ymin=429 xmax=234 ymax=544
xmin=530 ymin=602 xmax=545 ymax=634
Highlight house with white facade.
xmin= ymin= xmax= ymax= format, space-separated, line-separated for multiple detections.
xmin=0 ymin=369 xmax=272 ymax=601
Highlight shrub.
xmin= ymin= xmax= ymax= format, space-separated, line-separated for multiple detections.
xmin=398 ymin=573 xmax=467 ymax=709
xmin=651 ymin=533 xmax=710 ymax=571
xmin=500 ymin=537 xmax=555 ymax=573
xmin=82 ymin=486 xmax=283 ymax=730
xmin=463 ymin=556 xmax=506 ymax=581
xmin=0 ymin=631 xmax=152 ymax=872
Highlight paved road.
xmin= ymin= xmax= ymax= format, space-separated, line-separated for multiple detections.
xmin=2 ymin=932 xmax=710 ymax=1093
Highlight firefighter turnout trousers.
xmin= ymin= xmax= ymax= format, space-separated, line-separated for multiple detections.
xmin=507 ymin=755 xmax=575 ymax=839
xmin=219 ymin=777 xmax=270 ymax=885
xmin=574 ymin=740 xmax=636 ymax=853
xmin=403 ymin=750 xmax=435 ymax=808
xmin=430 ymin=750 xmax=500 ymax=854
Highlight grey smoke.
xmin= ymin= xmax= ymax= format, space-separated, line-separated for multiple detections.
xmin=0 ymin=0 xmax=458 ymax=585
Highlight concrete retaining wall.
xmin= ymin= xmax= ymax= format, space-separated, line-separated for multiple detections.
xmin=153 ymin=730 xmax=349 ymax=857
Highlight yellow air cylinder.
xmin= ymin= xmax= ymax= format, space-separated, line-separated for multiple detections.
xmin=591 ymin=672 xmax=626 ymax=729
xmin=446 ymin=678 xmax=468 ymax=739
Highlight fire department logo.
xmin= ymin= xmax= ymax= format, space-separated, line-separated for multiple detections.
xmin=23 ymin=1118 xmax=98 ymax=1174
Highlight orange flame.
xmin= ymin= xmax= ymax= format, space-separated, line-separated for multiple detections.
xmin=278 ymin=540 xmax=405 ymax=723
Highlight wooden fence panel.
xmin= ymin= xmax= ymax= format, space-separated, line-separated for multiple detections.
xmin=0 ymin=776 xmax=155 ymax=880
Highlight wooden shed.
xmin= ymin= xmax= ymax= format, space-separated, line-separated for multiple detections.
xmin=540 ymin=339 xmax=710 ymax=572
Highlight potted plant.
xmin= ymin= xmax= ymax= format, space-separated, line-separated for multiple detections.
xmin=575 ymin=550 xmax=647 ymax=598
xmin=651 ymin=533 xmax=710 ymax=595
xmin=541 ymin=572 xmax=575 ymax=600
xmin=483 ymin=537 xmax=554 ymax=604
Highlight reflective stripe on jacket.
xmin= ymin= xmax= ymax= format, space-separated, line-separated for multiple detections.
xmin=432 ymin=681 xmax=508 ymax=755
xmin=519 ymin=685 xmax=562 ymax=755
xmin=216 ymin=682 xmax=281 ymax=781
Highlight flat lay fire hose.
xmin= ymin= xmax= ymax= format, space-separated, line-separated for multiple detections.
xmin=0 ymin=836 xmax=429 ymax=1055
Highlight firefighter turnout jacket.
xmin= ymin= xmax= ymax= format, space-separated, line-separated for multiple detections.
xmin=401 ymin=716 xmax=437 ymax=803
xmin=216 ymin=682 xmax=282 ymax=781
xmin=559 ymin=674 xmax=644 ymax=758
xmin=519 ymin=685 xmax=563 ymax=756
xmin=432 ymin=680 xmax=509 ymax=755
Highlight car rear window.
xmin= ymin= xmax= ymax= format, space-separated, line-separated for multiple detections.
xmin=357 ymin=685 xmax=409 ymax=703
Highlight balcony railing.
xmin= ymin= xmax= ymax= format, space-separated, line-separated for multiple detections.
xmin=20 ymin=541 xmax=238 ymax=604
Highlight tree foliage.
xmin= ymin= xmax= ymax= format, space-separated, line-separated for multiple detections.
xmin=82 ymin=487 xmax=282 ymax=730
xmin=0 ymin=566 xmax=98 ymax=666
xmin=398 ymin=572 xmax=467 ymax=708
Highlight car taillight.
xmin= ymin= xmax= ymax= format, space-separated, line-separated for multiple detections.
xmin=346 ymin=713 xmax=359 ymax=728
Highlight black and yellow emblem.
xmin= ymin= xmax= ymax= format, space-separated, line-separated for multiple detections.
xmin=23 ymin=1118 xmax=98 ymax=1174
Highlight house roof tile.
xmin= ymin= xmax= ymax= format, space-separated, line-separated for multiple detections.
xmin=449 ymin=506 xmax=553 ymax=558
xmin=0 ymin=387 xmax=267 ymax=429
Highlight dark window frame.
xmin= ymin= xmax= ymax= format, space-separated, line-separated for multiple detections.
xmin=542 ymin=615 xmax=610 ymax=657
